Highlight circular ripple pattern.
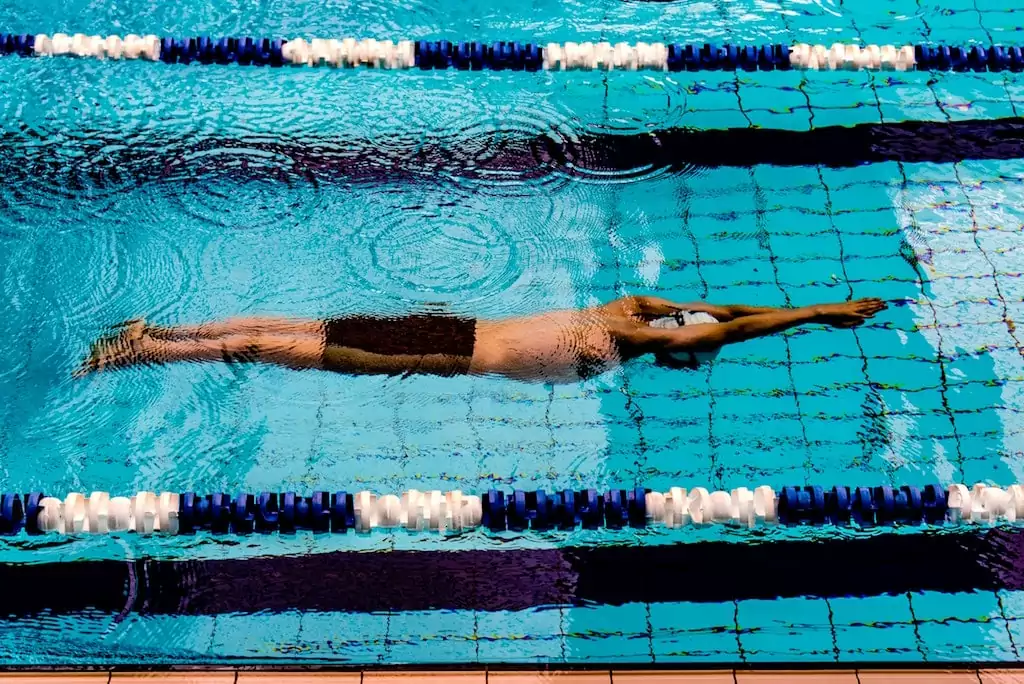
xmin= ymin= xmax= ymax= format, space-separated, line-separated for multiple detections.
xmin=0 ymin=57 xmax=176 ymax=226
xmin=342 ymin=176 xmax=603 ymax=318
xmin=347 ymin=188 xmax=525 ymax=306
xmin=425 ymin=82 xmax=592 ymax=186
xmin=162 ymin=147 xmax=324 ymax=235
xmin=22 ymin=212 xmax=197 ymax=455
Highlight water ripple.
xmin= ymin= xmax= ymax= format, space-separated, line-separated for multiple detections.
xmin=429 ymin=90 xmax=583 ymax=185
xmin=164 ymin=147 xmax=324 ymax=235
xmin=346 ymin=185 xmax=529 ymax=307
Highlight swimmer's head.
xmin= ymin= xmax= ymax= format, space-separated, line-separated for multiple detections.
xmin=650 ymin=311 xmax=721 ymax=369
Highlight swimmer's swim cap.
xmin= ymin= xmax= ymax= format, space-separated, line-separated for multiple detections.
xmin=650 ymin=311 xmax=721 ymax=368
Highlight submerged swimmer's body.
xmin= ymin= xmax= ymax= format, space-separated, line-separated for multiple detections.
xmin=78 ymin=296 xmax=887 ymax=383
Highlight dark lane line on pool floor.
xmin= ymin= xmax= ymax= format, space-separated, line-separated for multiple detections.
xmin=2 ymin=116 xmax=1024 ymax=187
xmin=1 ymin=526 xmax=1022 ymax=616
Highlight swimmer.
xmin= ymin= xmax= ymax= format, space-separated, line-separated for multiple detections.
xmin=76 ymin=296 xmax=886 ymax=383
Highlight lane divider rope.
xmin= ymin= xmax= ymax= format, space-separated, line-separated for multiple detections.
xmin=4 ymin=33 xmax=1024 ymax=71
xmin=0 ymin=483 xmax=1020 ymax=535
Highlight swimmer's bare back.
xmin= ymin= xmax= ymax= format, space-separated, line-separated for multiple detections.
xmin=76 ymin=296 xmax=886 ymax=382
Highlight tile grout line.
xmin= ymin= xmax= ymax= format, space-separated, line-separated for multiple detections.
xmin=920 ymin=9 xmax=1024 ymax=544
xmin=996 ymin=589 xmax=1021 ymax=660
xmin=839 ymin=3 xmax=908 ymax=488
xmin=856 ymin=8 xmax=964 ymax=490
xmin=770 ymin=0 xmax=817 ymax=489
xmin=807 ymin=8 xmax=894 ymax=486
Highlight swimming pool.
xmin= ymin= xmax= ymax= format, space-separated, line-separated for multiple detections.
xmin=2 ymin=0 xmax=1024 ymax=667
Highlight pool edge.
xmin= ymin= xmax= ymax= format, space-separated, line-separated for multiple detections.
xmin=0 ymin=667 xmax=1022 ymax=682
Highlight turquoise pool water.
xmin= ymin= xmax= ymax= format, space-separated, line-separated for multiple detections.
xmin=2 ymin=0 xmax=1024 ymax=666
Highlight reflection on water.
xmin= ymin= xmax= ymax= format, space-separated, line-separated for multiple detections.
xmin=1 ymin=524 xmax=1023 ymax=663
xmin=6 ymin=526 xmax=1024 ymax=616
xmin=3 ymin=118 xmax=1023 ymax=197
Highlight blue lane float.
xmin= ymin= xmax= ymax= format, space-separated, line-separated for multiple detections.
xmin=0 ymin=483 xmax=1017 ymax=535
xmin=7 ymin=32 xmax=1024 ymax=72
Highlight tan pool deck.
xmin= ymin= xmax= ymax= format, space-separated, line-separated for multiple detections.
xmin=3 ymin=670 xmax=1024 ymax=683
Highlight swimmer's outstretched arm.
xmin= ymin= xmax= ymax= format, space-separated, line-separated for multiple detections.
xmin=687 ymin=302 xmax=789 ymax=321
xmin=623 ymin=295 xmax=790 ymax=322
xmin=629 ymin=299 xmax=887 ymax=353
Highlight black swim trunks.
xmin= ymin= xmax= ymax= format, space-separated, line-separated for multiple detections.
xmin=322 ymin=314 xmax=477 ymax=376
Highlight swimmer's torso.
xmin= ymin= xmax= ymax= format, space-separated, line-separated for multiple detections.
xmin=471 ymin=307 xmax=631 ymax=382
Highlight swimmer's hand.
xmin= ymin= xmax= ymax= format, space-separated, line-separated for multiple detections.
xmin=814 ymin=298 xmax=888 ymax=328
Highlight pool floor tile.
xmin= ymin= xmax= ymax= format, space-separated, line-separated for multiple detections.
xmin=0 ymin=677 xmax=111 ymax=683
xmin=735 ymin=672 xmax=857 ymax=683
xmin=237 ymin=675 xmax=360 ymax=683
xmin=858 ymin=671 xmax=981 ymax=683
xmin=363 ymin=673 xmax=485 ymax=684
xmin=611 ymin=671 xmax=735 ymax=683
xmin=980 ymin=671 xmax=1024 ymax=683
xmin=487 ymin=673 xmax=612 ymax=683
xmin=113 ymin=675 xmax=236 ymax=684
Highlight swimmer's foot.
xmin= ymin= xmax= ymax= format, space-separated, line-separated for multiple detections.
xmin=74 ymin=320 xmax=149 ymax=377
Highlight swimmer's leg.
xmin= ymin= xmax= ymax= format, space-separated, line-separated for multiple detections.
xmin=144 ymin=317 xmax=326 ymax=340
xmin=76 ymin=331 xmax=326 ymax=375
